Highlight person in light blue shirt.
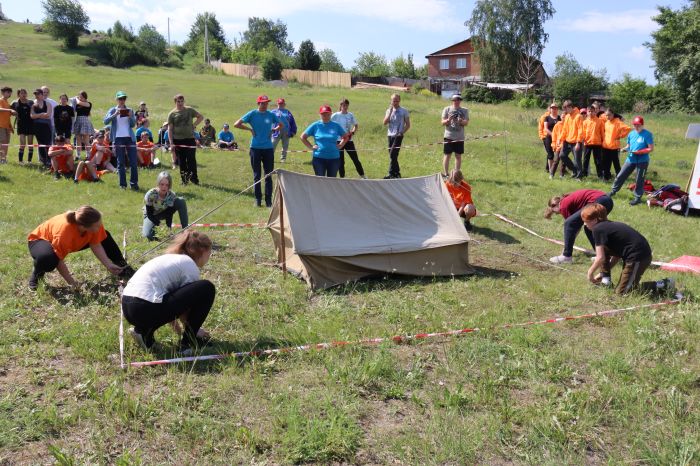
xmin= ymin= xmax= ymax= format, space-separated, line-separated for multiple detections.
xmin=234 ymin=95 xmax=281 ymax=207
xmin=382 ymin=93 xmax=410 ymax=178
xmin=301 ymin=105 xmax=350 ymax=177
xmin=217 ymin=123 xmax=236 ymax=150
xmin=271 ymin=98 xmax=297 ymax=162
xmin=135 ymin=120 xmax=153 ymax=142
xmin=608 ymin=115 xmax=654 ymax=206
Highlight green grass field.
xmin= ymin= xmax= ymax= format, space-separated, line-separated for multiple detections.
xmin=1 ymin=22 xmax=699 ymax=464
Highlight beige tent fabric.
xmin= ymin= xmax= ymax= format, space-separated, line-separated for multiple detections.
xmin=268 ymin=170 xmax=473 ymax=289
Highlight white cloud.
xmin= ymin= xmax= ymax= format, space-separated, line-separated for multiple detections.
xmin=629 ymin=45 xmax=647 ymax=59
xmin=557 ymin=9 xmax=658 ymax=34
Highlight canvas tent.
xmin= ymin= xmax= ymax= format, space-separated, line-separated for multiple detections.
xmin=267 ymin=170 xmax=473 ymax=290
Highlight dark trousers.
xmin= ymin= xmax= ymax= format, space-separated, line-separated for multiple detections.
xmin=339 ymin=141 xmax=364 ymax=178
xmin=312 ymin=157 xmax=340 ymax=177
xmin=28 ymin=230 xmax=127 ymax=275
xmin=583 ymin=145 xmax=603 ymax=178
xmin=601 ymin=255 xmax=655 ymax=295
xmin=174 ymin=138 xmax=198 ymax=184
xmin=560 ymin=141 xmax=580 ymax=175
xmin=34 ymin=123 xmax=52 ymax=167
xmin=562 ymin=195 xmax=614 ymax=257
xmin=543 ymin=136 xmax=555 ymax=170
xmin=387 ymin=135 xmax=403 ymax=178
xmin=610 ymin=161 xmax=649 ymax=200
xmin=122 ymin=280 xmax=215 ymax=346
xmin=250 ymin=148 xmax=274 ymax=205
xmin=601 ymin=148 xmax=621 ymax=181
xmin=115 ymin=136 xmax=138 ymax=188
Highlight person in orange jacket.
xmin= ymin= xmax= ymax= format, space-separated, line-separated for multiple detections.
xmin=559 ymin=100 xmax=582 ymax=177
xmin=581 ymin=103 xmax=605 ymax=179
xmin=540 ymin=103 xmax=561 ymax=174
xmin=601 ymin=107 xmax=631 ymax=181
xmin=549 ymin=120 xmax=567 ymax=178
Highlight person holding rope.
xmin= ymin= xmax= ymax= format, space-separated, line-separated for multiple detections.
xmin=332 ymin=98 xmax=365 ymax=179
xmin=440 ymin=94 xmax=469 ymax=178
xmin=121 ymin=229 xmax=215 ymax=355
xmin=445 ymin=169 xmax=476 ymax=231
xmin=27 ymin=206 xmax=134 ymax=290
xmin=301 ymin=104 xmax=350 ymax=177
xmin=234 ymin=95 xmax=281 ymax=207
xmin=382 ymin=93 xmax=410 ymax=179
xmin=142 ymin=171 xmax=189 ymax=241
xmin=583 ymin=203 xmax=675 ymax=295
xmin=168 ymin=94 xmax=203 ymax=185
xmin=104 ymin=90 xmax=139 ymax=190
xmin=545 ymin=189 xmax=614 ymax=264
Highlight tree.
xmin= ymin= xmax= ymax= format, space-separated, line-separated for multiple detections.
xmin=515 ymin=31 xmax=540 ymax=94
xmin=240 ymin=17 xmax=294 ymax=56
xmin=391 ymin=53 xmax=417 ymax=78
xmin=261 ymin=52 xmax=283 ymax=80
xmin=110 ymin=21 xmax=134 ymax=42
xmin=352 ymin=52 xmax=390 ymax=77
xmin=609 ymin=74 xmax=649 ymax=113
xmin=41 ymin=0 xmax=90 ymax=48
xmin=646 ymin=1 xmax=700 ymax=112
xmin=318 ymin=49 xmax=344 ymax=72
xmin=551 ymin=53 xmax=608 ymax=104
xmin=137 ymin=24 xmax=167 ymax=65
xmin=467 ymin=0 xmax=555 ymax=82
xmin=183 ymin=12 xmax=228 ymax=59
xmin=295 ymin=40 xmax=321 ymax=70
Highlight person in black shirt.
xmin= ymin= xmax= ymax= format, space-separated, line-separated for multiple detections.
xmin=582 ymin=204 xmax=675 ymax=295
xmin=53 ymin=94 xmax=75 ymax=140
xmin=543 ymin=103 xmax=561 ymax=174
xmin=11 ymin=88 xmax=34 ymax=163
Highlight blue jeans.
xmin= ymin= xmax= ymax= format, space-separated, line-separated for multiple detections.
xmin=610 ymin=161 xmax=648 ymax=200
xmin=141 ymin=197 xmax=189 ymax=240
xmin=115 ymin=136 xmax=138 ymax=188
xmin=250 ymin=148 xmax=274 ymax=205
xmin=312 ymin=157 xmax=340 ymax=177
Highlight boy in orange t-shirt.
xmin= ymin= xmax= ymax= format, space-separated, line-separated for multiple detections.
xmin=444 ymin=169 xmax=476 ymax=231
xmin=136 ymin=131 xmax=157 ymax=167
xmin=48 ymin=135 xmax=75 ymax=180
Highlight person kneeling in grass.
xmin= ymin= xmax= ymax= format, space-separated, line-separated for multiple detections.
xmin=48 ymin=135 xmax=75 ymax=180
xmin=142 ymin=171 xmax=188 ymax=241
xmin=121 ymin=230 xmax=214 ymax=355
xmin=444 ymin=169 xmax=476 ymax=231
xmin=582 ymin=203 xmax=675 ymax=295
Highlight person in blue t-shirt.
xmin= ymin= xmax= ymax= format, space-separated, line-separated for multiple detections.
xmin=271 ymin=98 xmax=297 ymax=162
xmin=301 ymin=105 xmax=350 ymax=177
xmin=608 ymin=115 xmax=654 ymax=206
xmin=217 ymin=123 xmax=237 ymax=150
xmin=135 ymin=119 xmax=154 ymax=142
xmin=234 ymin=95 xmax=281 ymax=207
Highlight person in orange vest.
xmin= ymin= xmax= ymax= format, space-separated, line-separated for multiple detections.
xmin=581 ymin=103 xmax=605 ymax=179
xmin=559 ymin=100 xmax=582 ymax=178
xmin=549 ymin=120 xmax=566 ymax=178
xmin=540 ymin=103 xmax=561 ymax=174
xmin=601 ymin=107 xmax=631 ymax=181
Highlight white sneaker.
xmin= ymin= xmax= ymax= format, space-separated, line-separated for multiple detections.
xmin=549 ymin=255 xmax=573 ymax=264
xmin=601 ymin=276 xmax=612 ymax=286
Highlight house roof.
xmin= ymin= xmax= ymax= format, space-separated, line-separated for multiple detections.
xmin=425 ymin=39 xmax=472 ymax=58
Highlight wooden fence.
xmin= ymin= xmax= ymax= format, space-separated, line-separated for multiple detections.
xmin=214 ymin=61 xmax=351 ymax=88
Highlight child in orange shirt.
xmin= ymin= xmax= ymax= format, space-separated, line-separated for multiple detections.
xmin=444 ymin=169 xmax=476 ymax=231
xmin=48 ymin=135 xmax=75 ymax=180
xmin=136 ymin=131 xmax=157 ymax=167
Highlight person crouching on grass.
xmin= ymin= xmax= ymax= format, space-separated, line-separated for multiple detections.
xmin=445 ymin=169 xmax=476 ymax=231
xmin=142 ymin=171 xmax=189 ymax=241
xmin=121 ymin=230 xmax=214 ymax=355
xmin=27 ymin=206 xmax=134 ymax=290
xmin=48 ymin=135 xmax=75 ymax=180
xmin=582 ymin=204 xmax=676 ymax=295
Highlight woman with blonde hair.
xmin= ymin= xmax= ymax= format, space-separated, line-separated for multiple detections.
xmin=27 ymin=206 xmax=132 ymax=290
xmin=121 ymin=230 xmax=215 ymax=355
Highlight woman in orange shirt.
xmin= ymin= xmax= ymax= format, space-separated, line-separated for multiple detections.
xmin=444 ymin=169 xmax=476 ymax=231
xmin=27 ymin=206 xmax=133 ymax=290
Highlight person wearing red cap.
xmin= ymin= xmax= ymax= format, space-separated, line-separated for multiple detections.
xmin=607 ymin=116 xmax=654 ymax=206
xmin=301 ymin=105 xmax=350 ymax=177
xmin=271 ymin=98 xmax=297 ymax=162
xmin=234 ymin=95 xmax=281 ymax=207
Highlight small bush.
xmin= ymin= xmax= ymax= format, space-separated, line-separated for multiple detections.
xmin=418 ymin=89 xmax=434 ymax=98
xmin=461 ymin=86 xmax=513 ymax=104
xmin=102 ymin=37 xmax=140 ymax=68
xmin=517 ymin=95 xmax=540 ymax=109
xmin=261 ymin=55 xmax=283 ymax=81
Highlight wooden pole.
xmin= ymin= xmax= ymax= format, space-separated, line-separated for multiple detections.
xmin=278 ymin=192 xmax=287 ymax=278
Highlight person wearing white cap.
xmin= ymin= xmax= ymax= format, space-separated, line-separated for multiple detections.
xmin=440 ymin=94 xmax=469 ymax=177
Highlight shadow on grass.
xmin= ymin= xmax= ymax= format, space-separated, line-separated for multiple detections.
xmin=198 ymin=182 xmax=259 ymax=198
xmin=0 ymin=172 xmax=11 ymax=183
xmin=46 ymin=281 xmax=120 ymax=306
xmin=470 ymin=225 xmax=520 ymax=244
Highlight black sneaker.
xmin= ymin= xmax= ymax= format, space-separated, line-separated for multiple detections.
xmin=129 ymin=327 xmax=155 ymax=350
xmin=629 ymin=198 xmax=643 ymax=206
xmin=53 ymin=172 xmax=61 ymax=181
xmin=130 ymin=185 xmax=140 ymax=191
xmin=178 ymin=335 xmax=211 ymax=356
xmin=464 ymin=220 xmax=473 ymax=232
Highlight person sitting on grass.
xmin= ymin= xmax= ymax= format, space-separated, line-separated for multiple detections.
xmin=444 ymin=169 xmax=476 ymax=231
xmin=48 ymin=135 xmax=75 ymax=180
xmin=27 ymin=206 xmax=134 ymax=290
xmin=136 ymin=131 xmax=157 ymax=168
xmin=121 ymin=229 xmax=214 ymax=356
xmin=135 ymin=118 xmax=153 ymax=143
xmin=142 ymin=171 xmax=188 ymax=241
xmin=545 ymin=189 xmax=614 ymax=264
xmin=217 ymin=123 xmax=237 ymax=150
xmin=199 ymin=118 xmax=216 ymax=146
xmin=74 ymin=130 xmax=116 ymax=182
xmin=582 ymin=203 xmax=676 ymax=295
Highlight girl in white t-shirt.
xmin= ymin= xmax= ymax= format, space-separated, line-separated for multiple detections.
xmin=121 ymin=230 xmax=215 ymax=355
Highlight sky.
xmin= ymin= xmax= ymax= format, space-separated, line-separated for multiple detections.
xmin=2 ymin=0 xmax=691 ymax=83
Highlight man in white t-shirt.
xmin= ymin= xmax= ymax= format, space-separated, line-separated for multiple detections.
xmin=331 ymin=98 xmax=366 ymax=179
xmin=41 ymin=86 xmax=58 ymax=140
xmin=382 ymin=93 xmax=410 ymax=179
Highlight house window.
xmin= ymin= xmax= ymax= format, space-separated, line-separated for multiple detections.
xmin=439 ymin=58 xmax=450 ymax=70
xmin=456 ymin=58 xmax=467 ymax=69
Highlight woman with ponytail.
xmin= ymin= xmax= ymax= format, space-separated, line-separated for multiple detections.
xmin=121 ymin=230 xmax=215 ymax=355
xmin=27 ymin=206 xmax=132 ymax=290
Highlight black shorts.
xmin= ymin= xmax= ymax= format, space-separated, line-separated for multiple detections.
xmin=443 ymin=138 xmax=464 ymax=155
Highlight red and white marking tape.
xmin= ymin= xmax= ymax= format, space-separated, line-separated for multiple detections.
xmin=127 ymin=297 xmax=681 ymax=367
xmin=492 ymin=213 xmax=700 ymax=273
xmin=172 ymin=222 xmax=265 ymax=229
